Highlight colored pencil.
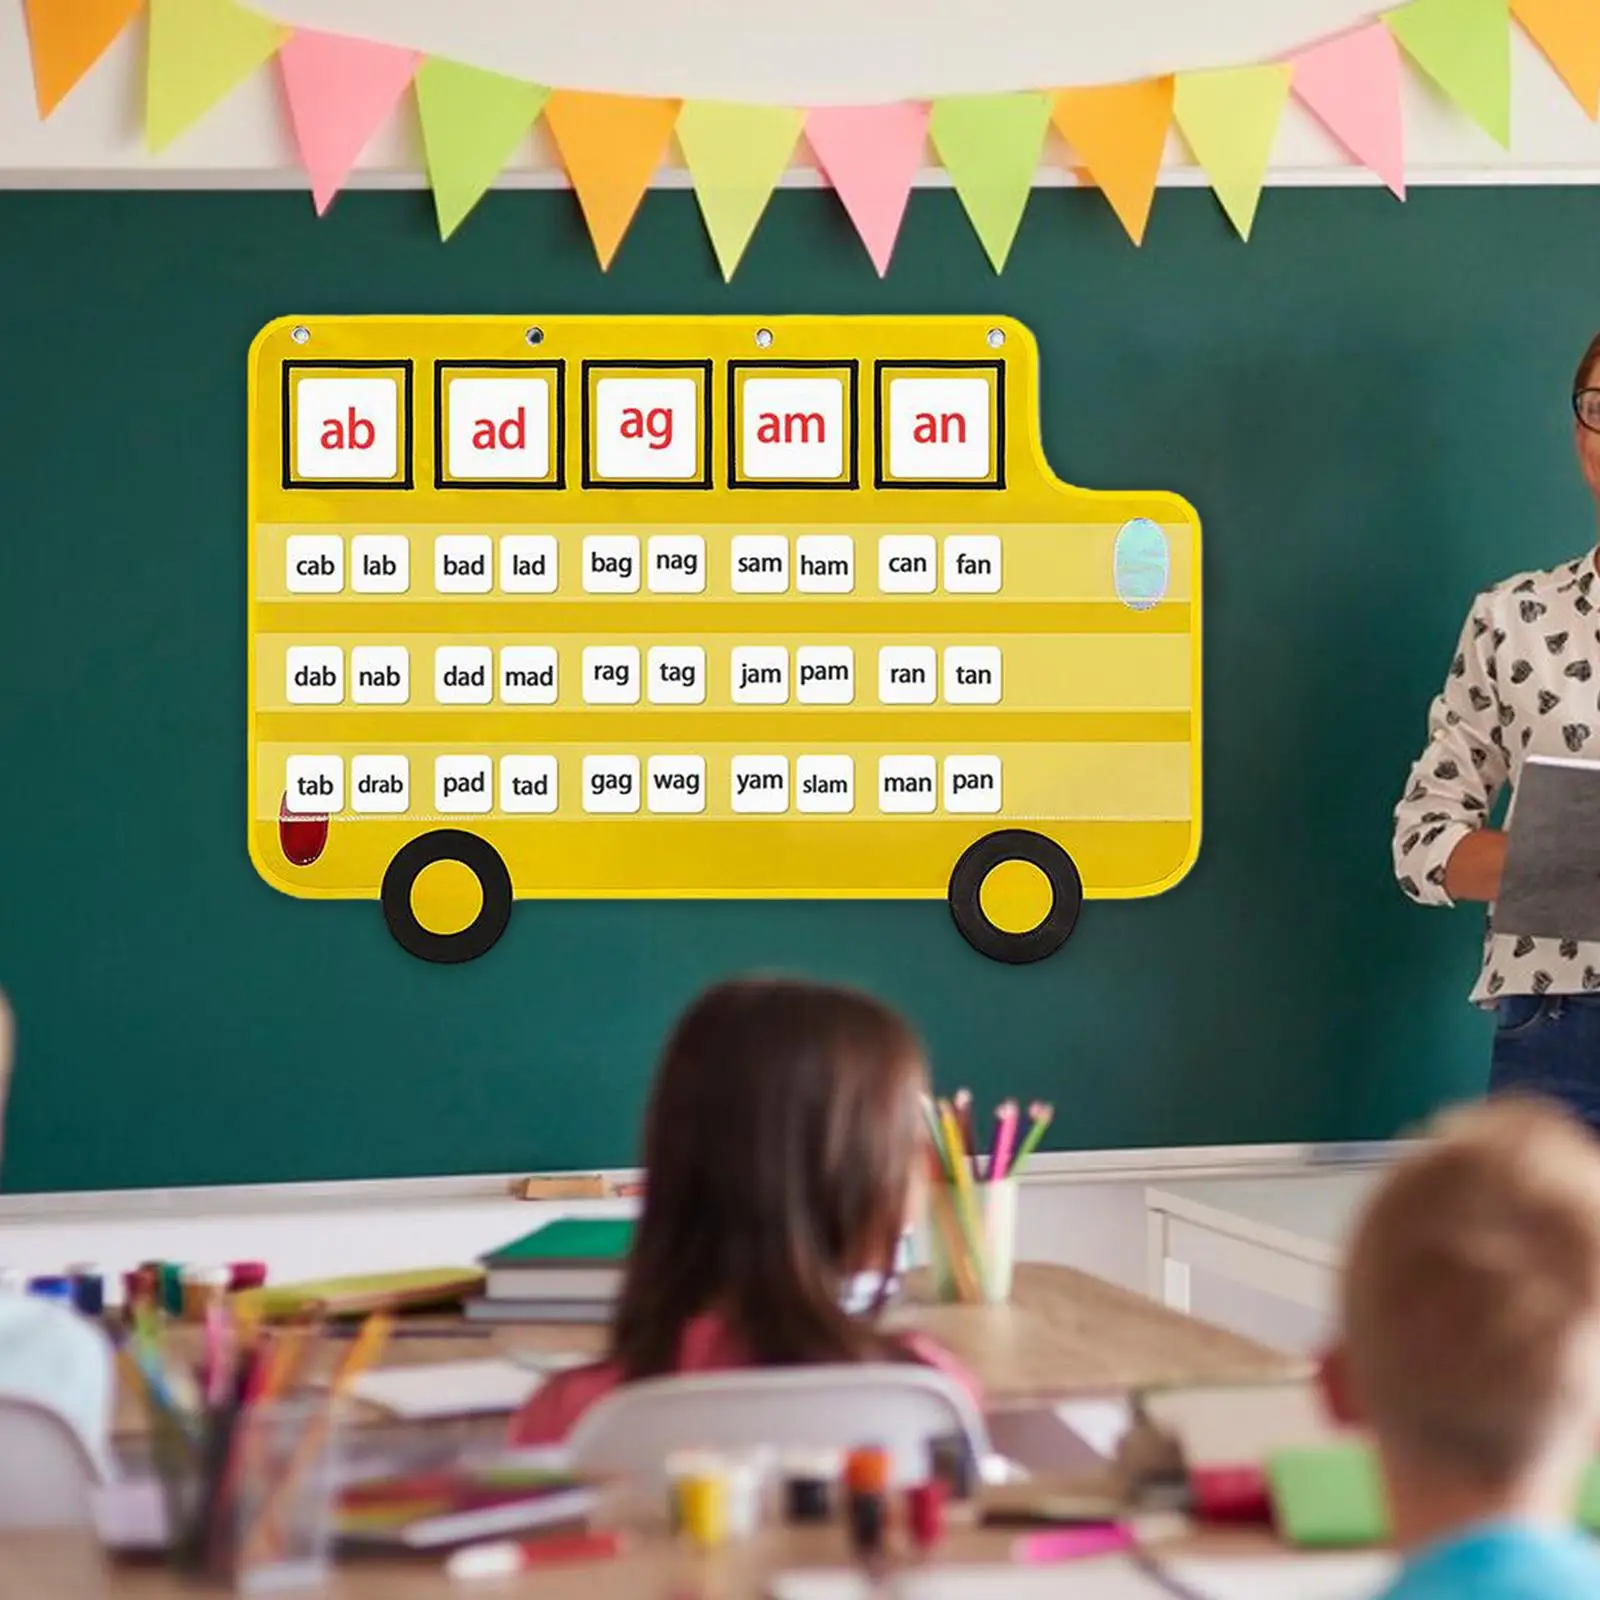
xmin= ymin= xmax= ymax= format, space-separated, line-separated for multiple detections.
xmin=938 ymin=1100 xmax=991 ymax=1299
xmin=925 ymin=1164 xmax=982 ymax=1302
xmin=921 ymin=1095 xmax=955 ymax=1181
xmin=988 ymin=1100 xmax=1021 ymax=1183
xmin=953 ymin=1089 xmax=976 ymax=1177
xmin=1010 ymin=1101 xmax=1055 ymax=1177
xmin=244 ymin=1312 xmax=392 ymax=1567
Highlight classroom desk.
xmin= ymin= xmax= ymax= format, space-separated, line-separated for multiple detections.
xmin=1144 ymin=1174 xmax=1377 ymax=1318
xmin=0 ymin=1523 xmax=1316 ymax=1600
xmin=112 ymin=1262 xmax=1295 ymax=1439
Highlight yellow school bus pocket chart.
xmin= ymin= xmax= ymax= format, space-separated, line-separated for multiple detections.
xmin=247 ymin=315 xmax=1201 ymax=965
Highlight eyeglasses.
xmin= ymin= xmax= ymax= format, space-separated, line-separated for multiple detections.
xmin=1574 ymin=388 xmax=1600 ymax=432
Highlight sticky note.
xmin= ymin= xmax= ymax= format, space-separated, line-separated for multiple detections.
xmin=1267 ymin=1444 xmax=1388 ymax=1548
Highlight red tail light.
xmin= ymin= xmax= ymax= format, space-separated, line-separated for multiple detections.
xmin=279 ymin=793 xmax=328 ymax=866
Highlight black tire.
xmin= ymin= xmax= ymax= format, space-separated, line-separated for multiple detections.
xmin=381 ymin=830 xmax=512 ymax=963
xmin=947 ymin=829 xmax=1083 ymax=964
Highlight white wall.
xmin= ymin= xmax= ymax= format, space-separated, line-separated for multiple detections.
xmin=5 ymin=1 xmax=1600 ymax=187
xmin=0 ymin=1163 xmax=1334 ymax=1355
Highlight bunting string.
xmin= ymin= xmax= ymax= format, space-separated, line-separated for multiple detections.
xmin=19 ymin=0 xmax=1596 ymax=271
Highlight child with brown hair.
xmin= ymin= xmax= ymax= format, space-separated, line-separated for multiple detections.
xmin=509 ymin=976 xmax=977 ymax=1444
xmin=1319 ymin=1097 xmax=1600 ymax=1598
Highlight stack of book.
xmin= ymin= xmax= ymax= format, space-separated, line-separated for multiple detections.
xmin=465 ymin=1218 xmax=635 ymax=1324
xmin=337 ymin=1460 xmax=602 ymax=1550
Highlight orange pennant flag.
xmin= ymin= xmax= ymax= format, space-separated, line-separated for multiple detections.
xmin=25 ymin=0 xmax=144 ymax=117
xmin=1051 ymin=77 xmax=1174 ymax=245
xmin=544 ymin=91 xmax=681 ymax=269
xmin=1513 ymin=0 xmax=1600 ymax=116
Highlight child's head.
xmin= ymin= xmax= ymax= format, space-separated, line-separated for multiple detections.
xmin=1322 ymin=1098 xmax=1600 ymax=1498
xmin=611 ymin=976 xmax=929 ymax=1377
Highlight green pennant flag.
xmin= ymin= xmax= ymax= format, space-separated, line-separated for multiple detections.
xmin=927 ymin=94 xmax=1051 ymax=273
xmin=146 ymin=0 xmax=288 ymax=153
xmin=1173 ymin=64 xmax=1292 ymax=240
xmin=676 ymin=101 xmax=804 ymax=279
xmin=1385 ymin=0 xmax=1511 ymax=147
xmin=416 ymin=58 xmax=549 ymax=239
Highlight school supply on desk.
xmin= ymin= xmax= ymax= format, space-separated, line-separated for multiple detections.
xmin=446 ymin=1529 xmax=625 ymax=1579
xmin=114 ymin=1298 xmax=391 ymax=1587
xmin=479 ymin=1218 xmax=635 ymax=1301
xmin=921 ymin=1092 xmax=1050 ymax=1305
xmin=979 ymin=1478 xmax=1126 ymax=1526
xmin=345 ymin=1357 xmax=545 ymax=1420
xmin=236 ymin=1267 xmax=484 ymax=1323
xmin=1132 ymin=1379 xmax=1337 ymax=1474
xmin=1267 ymin=1445 xmax=1386 ymax=1549
xmin=1056 ymin=1397 xmax=1135 ymax=1461
xmin=1266 ymin=1442 xmax=1600 ymax=1549
xmin=335 ymin=1459 xmax=602 ymax=1550
xmin=1493 ymin=754 xmax=1600 ymax=942
xmin=463 ymin=1296 xmax=616 ymax=1324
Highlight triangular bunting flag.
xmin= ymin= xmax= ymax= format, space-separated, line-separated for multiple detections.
xmin=1292 ymin=25 xmax=1406 ymax=197
xmin=1384 ymin=0 xmax=1511 ymax=147
xmin=416 ymin=59 xmax=548 ymax=239
xmin=1512 ymin=0 xmax=1600 ymax=117
xmin=927 ymin=93 xmax=1051 ymax=272
xmin=1172 ymin=64 xmax=1291 ymax=240
xmin=146 ymin=0 xmax=288 ymax=153
xmin=279 ymin=30 xmax=422 ymax=215
xmin=676 ymin=102 xmax=805 ymax=279
xmin=25 ymin=0 xmax=144 ymax=118
xmin=544 ymin=91 xmax=680 ymax=269
xmin=805 ymin=103 xmax=929 ymax=276
xmin=1050 ymin=78 xmax=1173 ymax=245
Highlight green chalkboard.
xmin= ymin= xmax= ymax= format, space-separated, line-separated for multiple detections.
xmin=0 ymin=183 xmax=1585 ymax=1192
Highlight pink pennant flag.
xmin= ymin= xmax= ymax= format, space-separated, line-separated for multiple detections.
xmin=279 ymin=29 xmax=422 ymax=214
xmin=1291 ymin=23 xmax=1406 ymax=198
xmin=806 ymin=102 xmax=929 ymax=276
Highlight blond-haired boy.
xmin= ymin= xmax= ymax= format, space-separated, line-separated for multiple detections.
xmin=1319 ymin=1097 xmax=1600 ymax=1597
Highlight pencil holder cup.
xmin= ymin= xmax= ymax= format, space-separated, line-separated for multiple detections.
xmin=225 ymin=1396 xmax=343 ymax=1593
xmin=925 ymin=1178 xmax=1018 ymax=1305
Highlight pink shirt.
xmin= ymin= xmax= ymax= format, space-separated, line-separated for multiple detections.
xmin=508 ymin=1312 xmax=982 ymax=1445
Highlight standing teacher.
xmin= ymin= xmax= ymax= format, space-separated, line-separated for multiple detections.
xmin=1395 ymin=333 xmax=1600 ymax=1127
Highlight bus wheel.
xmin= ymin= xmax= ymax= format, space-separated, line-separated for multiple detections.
xmin=947 ymin=830 xmax=1083 ymax=964
xmin=381 ymin=830 xmax=512 ymax=964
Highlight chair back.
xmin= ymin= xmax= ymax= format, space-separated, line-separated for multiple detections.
xmin=564 ymin=1363 xmax=989 ymax=1488
xmin=0 ymin=1397 xmax=106 ymax=1529
xmin=0 ymin=1295 xmax=114 ymax=1528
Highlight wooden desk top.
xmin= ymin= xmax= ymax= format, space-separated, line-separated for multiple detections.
xmin=113 ymin=1263 xmax=1294 ymax=1438
xmin=0 ymin=1523 xmax=1298 ymax=1600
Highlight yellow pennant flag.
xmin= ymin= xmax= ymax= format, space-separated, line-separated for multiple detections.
xmin=146 ymin=0 xmax=288 ymax=153
xmin=545 ymin=91 xmax=681 ymax=269
xmin=415 ymin=59 xmax=549 ymax=240
xmin=1051 ymin=77 xmax=1174 ymax=245
xmin=927 ymin=93 xmax=1052 ymax=272
xmin=1384 ymin=0 xmax=1511 ymax=146
xmin=676 ymin=102 xmax=805 ymax=280
xmin=25 ymin=0 xmax=144 ymax=118
xmin=1173 ymin=64 xmax=1291 ymax=240
xmin=1513 ymin=0 xmax=1600 ymax=116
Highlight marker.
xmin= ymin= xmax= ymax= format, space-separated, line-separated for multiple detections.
xmin=446 ymin=1530 xmax=625 ymax=1580
xmin=1013 ymin=1523 xmax=1134 ymax=1564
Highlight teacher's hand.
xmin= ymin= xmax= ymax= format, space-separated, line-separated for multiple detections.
xmin=1444 ymin=830 xmax=1508 ymax=903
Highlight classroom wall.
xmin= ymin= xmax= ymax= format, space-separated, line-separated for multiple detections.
xmin=0 ymin=180 xmax=1585 ymax=1190
xmin=5 ymin=1 xmax=1600 ymax=185
xmin=0 ymin=1171 xmax=1330 ymax=1354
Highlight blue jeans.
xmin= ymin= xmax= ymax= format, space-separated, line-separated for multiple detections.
xmin=1490 ymin=995 xmax=1600 ymax=1130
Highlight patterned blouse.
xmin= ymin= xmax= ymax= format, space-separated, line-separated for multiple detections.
xmin=1393 ymin=554 xmax=1600 ymax=1004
